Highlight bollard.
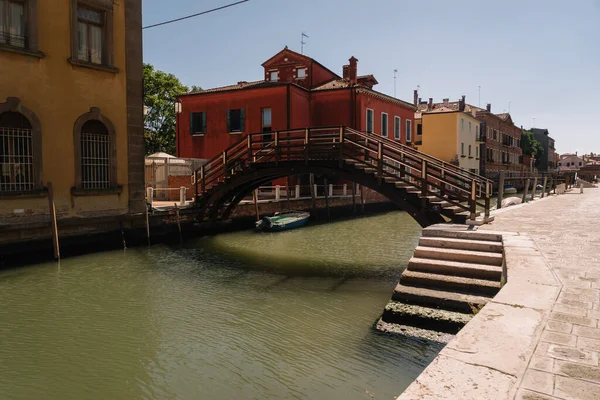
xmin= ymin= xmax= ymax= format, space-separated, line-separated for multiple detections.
xmin=329 ymin=184 xmax=333 ymax=197
xmin=147 ymin=187 xmax=154 ymax=207
xmin=179 ymin=187 xmax=186 ymax=206
xmin=522 ymin=179 xmax=530 ymax=203
xmin=295 ymin=184 xmax=300 ymax=199
xmin=580 ymin=183 xmax=584 ymax=194
xmin=275 ymin=185 xmax=281 ymax=201
xmin=343 ymin=184 xmax=347 ymax=196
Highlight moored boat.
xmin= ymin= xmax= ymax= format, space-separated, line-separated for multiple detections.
xmin=255 ymin=210 xmax=310 ymax=232
xmin=503 ymin=185 xmax=517 ymax=194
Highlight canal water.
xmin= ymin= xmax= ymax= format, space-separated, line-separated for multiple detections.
xmin=0 ymin=211 xmax=444 ymax=400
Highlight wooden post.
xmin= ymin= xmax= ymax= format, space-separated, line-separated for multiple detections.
xmin=309 ymin=173 xmax=316 ymax=217
xmin=522 ymin=179 xmax=530 ymax=203
xmin=469 ymin=179 xmax=477 ymax=221
xmin=360 ymin=184 xmax=365 ymax=214
xmin=399 ymin=153 xmax=405 ymax=179
xmin=541 ymin=176 xmax=548 ymax=198
xmin=286 ymin=176 xmax=292 ymax=209
xmin=144 ymin=201 xmax=150 ymax=246
xmin=324 ymin=177 xmax=330 ymax=221
xmin=377 ymin=142 xmax=383 ymax=185
xmin=440 ymin=167 xmax=446 ymax=197
xmin=200 ymin=164 xmax=206 ymax=194
xmin=484 ymin=181 xmax=491 ymax=219
xmin=253 ymin=189 xmax=260 ymax=221
xmin=304 ymin=128 xmax=310 ymax=164
xmin=532 ymin=177 xmax=538 ymax=200
xmin=194 ymin=170 xmax=199 ymax=202
xmin=274 ymin=131 xmax=280 ymax=163
xmin=174 ymin=203 xmax=183 ymax=242
xmin=247 ymin=135 xmax=252 ymax=162
xmin=222 ymin=150 xmax=228 ymax=177
xmin=421 ymin=160 xmax=428 ymax=211
xmin=338 ymin=126 xmax=344 ymax=168
xmin=47 ymin=182 xmax=60 ymax=261
xmin=352 ymin=182 xmax=357 ymax=215
xmin=497 ymin=171 xmax=505 ymax=210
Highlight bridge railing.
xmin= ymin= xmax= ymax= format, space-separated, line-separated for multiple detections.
xmin=194 ymin=126 xmax=492 ymax=220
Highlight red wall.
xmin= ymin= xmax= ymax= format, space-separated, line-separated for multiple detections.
xmin=357 ymin=93 xmax=415 ymax=145
xmin=310 ymin=89 xmax=354 ymax=127
xmin=177 ymin=86 xmax=289 ymax=159
xmin=310 ymin=62 xmax=339 ymax=88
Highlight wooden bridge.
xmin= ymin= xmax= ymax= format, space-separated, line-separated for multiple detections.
xmin=192 ymin=126 xmax=493 ymax=227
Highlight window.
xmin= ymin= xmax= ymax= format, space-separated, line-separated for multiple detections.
xmin=579 ymin=162 xmax=583 ymax=166
xmin=417 ymin=123 xmax=422 ymax=136
xmin=461 ymin=118 xmax=464 ymax=131
xmin=394 ymin=116 xmax=400 ymax=139
xmin=468 ymin=121 xmax=472 ymax=133
xmin=476 ymin=125 xmax=479 ymax=137
xmin=476 ymin=146 xmax=479 ymax=159
xmin=406 ymin=120 xmax=412 ymax=142
xmin=461 ymin=142 xmax=465 ymax=156
xmin=366 ymin=109 xmax=373 ymax=133
xmin=0 ymin=111 xmax=33 ymax=191
xmin=0 ymin=0 xmax=25 ymax=48
xmin=70 ymin=0 xmax=114 ymax=69
xmin=80 ymin=120 xmax=110 ymax=189
xmin=468 ymin=145 xmax=472 ymax=157
xmin=190 ymin=112 xmax=206 ymax=135
xmin=269 ymin=70 xmax=278 ymax=81
xmin=558 ymin=162 xmax=562 ymax=166
xmin=261 ymin=108 xmax=271 ymax=132
xmin=381 ymin=113 xmax=388 ymax=137
xmin=296 ymin=68 xmax=306 ymax=79
xmin=76 ymin=6 xmax=104 ymax=64
xmin=227 ymin=109 xmax=245 ymax=133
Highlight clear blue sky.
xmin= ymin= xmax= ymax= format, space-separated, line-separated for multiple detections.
xmin=142 ymin=0 xmax=600 ymax=155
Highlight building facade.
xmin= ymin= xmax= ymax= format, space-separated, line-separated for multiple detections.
xmin=558 ymin=154 xmax=585 ymax=172
xmin=176 ymin=48 xmax=417 ymax=161
xmin=414 ymin=98 xmax=480 ymax=174
xmin=0 ymin=1 xmax=144 ymax=226
xmin=530 ymin=128 xmax=556 ymax=172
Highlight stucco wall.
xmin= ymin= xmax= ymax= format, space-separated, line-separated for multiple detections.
xmin=419 ymin=113 xmax=458 ymax=163
xmin=457 ymin=113 xmax=480 ymax=174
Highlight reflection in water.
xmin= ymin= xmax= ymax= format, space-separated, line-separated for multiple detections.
xmin=0 ymin=212 xmax=443 ymax=400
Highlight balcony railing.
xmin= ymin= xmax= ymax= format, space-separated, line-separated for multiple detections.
xmin=476 ymin=135 xmax=486 ymax=142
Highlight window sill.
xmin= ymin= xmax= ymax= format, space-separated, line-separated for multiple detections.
xmin=0 ymin=188 xmax=48 ymax=199
xmin=71 ymin=186 xmax=123 ymax=196
xmin=229 ymin=131 xmax=243 ymax=135
xmin=469 ymin=156 xmax=474 ymax=159
xmin=0 ymin=44 xmax=45 ymax=58
xmin=460 ymin=155 xmax=466 ymax=158
xmin=191 ymin=133 xmax=205 ymax=137
xmin=68 ymin=58 xmax=119 ymax=73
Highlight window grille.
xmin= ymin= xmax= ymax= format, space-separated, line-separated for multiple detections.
xmin=81 ymin=120 xmax=110 ymax=189
xmin=0 ymin=126 xmax=34 ymax=191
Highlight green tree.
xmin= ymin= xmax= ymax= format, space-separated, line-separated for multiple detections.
xmin=521 ymin=130 xmax=544 ymax=167
xmin=143 ymin=64 xmax=200 ymax=155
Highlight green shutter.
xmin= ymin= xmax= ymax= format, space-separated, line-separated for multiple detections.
xmin=240 ymin=109 xmax=245 ymax=132
xmin=226 ymin=110 xmax=231 ymax=132
xmin=202 ymin=112 xmax=207 ymax=134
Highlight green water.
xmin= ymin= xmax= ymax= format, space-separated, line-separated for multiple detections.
xmin=0 ymin=211 xmax=443 ymax=400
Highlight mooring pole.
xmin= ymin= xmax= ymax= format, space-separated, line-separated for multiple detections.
xmin=541 ymin=176 xmax=548 ymax=198
xmin=286 ymin=176 xmax=292 ymax=210
xmin=253 ymin=189 xmax=260 ymax=221
xmin=174 ymin=203 xmax=183 ymax=242
xmin=144 ymin=202 xmax=150 ymax=246
xmin=522 ymin=179 xmax=530 ymax=203
xmin=360 ymin=184 xmax=365 ymax=214
xmin=47 ymin=181 xmax=60 ymax=261
xmin=497 ymin=171 xmax=505 ymax=210
xmin=309 ymin=173 xmax=317 ymax=218
xmin=532 ymin=177 xmax=538 ymax=201
xmin=324 ymin=177 xmax=330 ymax=221
xmin=352 ymin=182 xmax=357 ymax=215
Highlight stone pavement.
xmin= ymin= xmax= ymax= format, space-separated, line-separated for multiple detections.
xmin=398 ymin=187 xmax=600 ymax=400
xmin=481 ymin=188 xmax=600 ymax=399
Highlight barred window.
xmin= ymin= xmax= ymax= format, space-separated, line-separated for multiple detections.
xmin=80 ymin=120 xmax=110 ymax=189
xmin=0 ymin=111 xmax=34 ymax=191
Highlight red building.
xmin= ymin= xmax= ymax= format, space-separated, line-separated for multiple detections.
xmin=176 ymin=47 xmax=417 ymax=160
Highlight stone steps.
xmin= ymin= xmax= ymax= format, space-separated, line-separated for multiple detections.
xmin=380 ymin=301 xmax=473 ymax=334
xmin=400 ymin=270 xmax=501 ymax=297
xmin=418 ymin=236 xmax=503 ymax=253
xmin=421 ymin=226 xmax=502 ymax=242
xmin=413 ymin=246 xmax=503 ymax=266
xmin=407 ymin=257 xmax=502 ymax=281
xmin=392 ymin=283 xmax=491 ymax=313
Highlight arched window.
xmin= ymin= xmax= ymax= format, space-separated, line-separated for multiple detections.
xmin=0 ymin=97 xmax=42 ymax=193
xmin=74 ymin=107 xmax=116 ymax=190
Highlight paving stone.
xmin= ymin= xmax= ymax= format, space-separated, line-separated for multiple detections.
xmin=555 ymin=360 xmax=600 ymax=385
xmin=521 ymin=369 xmax=555 ymax=396
xmin=540 ymin=331 xmax=577 ymax=346
xmin=515 ymin=389 xmax=562 ymax=400
xmin=554 ymin=375 xmax=600 ymax=399
xmin=549 ymin=311 xmax=596 ymax=328
xmin=529 ymin=355 xmax=555 ymax=373
xmin=552 ymin=303 xmax=588 ymax=317
xmin=572 ymin=325 xmax=600 ymax=340
xmin=578 ymin=336 xmax=600 ymax=352
xmin=546 ymin=320 xmax=572 ymax=334
xmin=588 ymin=309 xmax=600 ymax=319
xmin=557 ymin=298 xmax=593 ymax=309
xmin=547 ymin=344 xmax=599 ymax=366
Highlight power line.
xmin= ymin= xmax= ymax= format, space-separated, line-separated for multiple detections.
xmin=142 ymin=0 xmax=250 ymax=30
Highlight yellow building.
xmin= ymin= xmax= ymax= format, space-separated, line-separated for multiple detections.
xmin=0 ymin=0 xmax=144 ymax=242
xmin=415 ymin=106 xmax=481 ymax=174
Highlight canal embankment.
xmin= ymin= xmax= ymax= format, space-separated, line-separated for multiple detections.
xmin=397 ymin=188 xmax=600 ymax=399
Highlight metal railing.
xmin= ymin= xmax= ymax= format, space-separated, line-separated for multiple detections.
xmin=194 ymin=126 xmax=493 ymax=220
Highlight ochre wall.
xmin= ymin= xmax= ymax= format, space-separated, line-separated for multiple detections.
xmin=0 ymin=2 xmax=130 ymax=219
xmin=419 ymin=113 xmax=459 ymax=163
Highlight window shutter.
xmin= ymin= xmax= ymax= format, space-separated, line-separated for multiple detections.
xmin=226 ymin=110 xmax=231 ymax=132
xmin=189 ymin=113 xmax=194 ymax=135
xmin=202 ymin=112 xmax=207 ymax=134
xmin=240 ymin=109 xmax=245 ymax=132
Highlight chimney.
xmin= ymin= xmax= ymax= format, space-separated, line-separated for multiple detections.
xmin=459 ymin=95 xmax=466 ymax=112
xmin=418 ymin=97 xmax=422 ymax=105
xmin=428 ymin=98 xmax=433 ymax=110
xmin=443 ymin=98 xmax=449 ymax=106
xmin=486 ymin=103 xmax=491 ymax=112
xmin=237 ymin=81 xmax=248 ymax=86
xmin=342 ymin=65 xmax=349 ymax=80
xmin=348 ymin=56 xmax=358 ymax=85
xmin=413 ymin=90 xmax=418 ymax=105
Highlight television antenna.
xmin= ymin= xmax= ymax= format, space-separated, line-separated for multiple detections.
xmin=301 ymin=32 xmax=309 ymax=54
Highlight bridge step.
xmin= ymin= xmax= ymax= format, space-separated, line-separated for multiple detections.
xmin=400 ymin=270 xmax=501 ymax=297
xmin=413 ymin=246 xmax=503 ymax=266
xmin=392 ymin=283 xmax=491 ymax=313
xmin=407 ymin=257 xmax=502 ymax=281
xmin=418 ymin=236 xmax=503 ymax=253
xmin=422 ymin=226 xmax=502 ymax=242
xmin=380 ymin=301 xmax=473 ymax=334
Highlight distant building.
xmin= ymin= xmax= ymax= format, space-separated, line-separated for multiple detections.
xmin=530 ymin=128 xmax=556 ymax=172
xmin=414 ymin=96 xmax=480 ymax=174
xmin=0 ymin=1 xmax=145 ymax=231
xmin=558 ymin=153 xmax=585 ymax=172
xmin=176 ymin=47 xmax=417 ymax=162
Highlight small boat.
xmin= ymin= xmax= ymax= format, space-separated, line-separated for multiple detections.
xmin=255 ymin=210 xmax=310 ymax=232
xmin=536 ymin=184 xmax=543 ymax=190
xmin=503 ymin=185 xmax=517 ymax=194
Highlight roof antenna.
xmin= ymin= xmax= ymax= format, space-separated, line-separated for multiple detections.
xmin=301 ymin=32 xmax=309 ymax=54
